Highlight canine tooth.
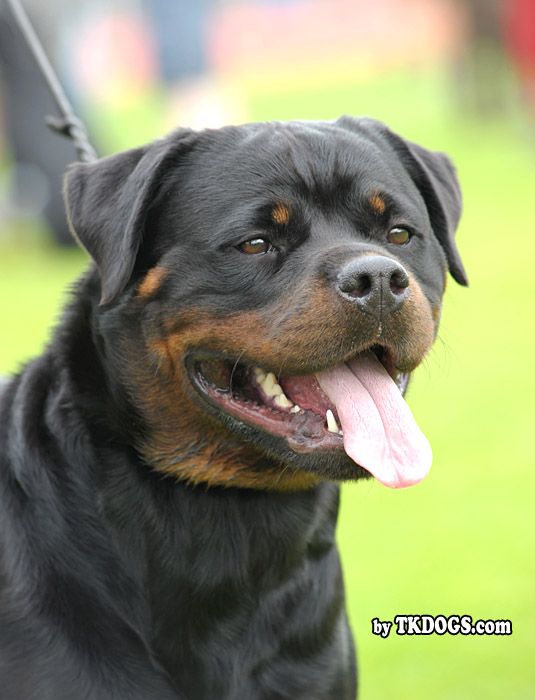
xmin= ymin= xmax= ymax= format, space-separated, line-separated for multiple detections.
xmin=254 ymin=367 xmax=266 ymax=382
xmin=290 ymin=405 xmax=301 ymax=413
xmin=326 ymin=409 xmax=339 ymax=433
xmin=274 ymin=394 xmax=293 ymax=409
xmin=261 ymin=372 xmax=283 ymax=397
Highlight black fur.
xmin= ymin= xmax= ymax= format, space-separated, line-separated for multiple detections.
xmin=0 ymin=117 xmax=465 ymax=699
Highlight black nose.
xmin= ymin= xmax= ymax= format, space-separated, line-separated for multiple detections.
xmin=336 ymin=255 xmax=410 ymax=318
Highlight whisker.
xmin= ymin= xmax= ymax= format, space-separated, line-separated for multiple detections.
xmin=229 ymin=341 xmax=256 ymax=393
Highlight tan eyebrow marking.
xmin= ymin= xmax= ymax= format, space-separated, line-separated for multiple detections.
xmin=369 ymin=193 xmax=386 ymax=215
xmin=271 ymin=202 xmax=291 ymax=226
xmin=137 ymin=266 xmax=169 ymax=298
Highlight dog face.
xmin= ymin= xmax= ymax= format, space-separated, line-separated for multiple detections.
xmin=65 ymin=117 xmax=466 ymax=492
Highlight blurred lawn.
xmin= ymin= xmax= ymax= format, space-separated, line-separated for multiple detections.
xmin=1 ymin=68 xmax=534 ymax=699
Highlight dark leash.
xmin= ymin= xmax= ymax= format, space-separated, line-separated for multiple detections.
xmin=6 ymin=0 xmax=98 ymax=163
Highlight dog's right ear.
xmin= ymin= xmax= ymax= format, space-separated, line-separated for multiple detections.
xmin=64 ymin=130 xmax=196 ymax=305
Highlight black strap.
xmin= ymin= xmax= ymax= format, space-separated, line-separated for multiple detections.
xmin=6 ymin=0 xmax=98 ymax=163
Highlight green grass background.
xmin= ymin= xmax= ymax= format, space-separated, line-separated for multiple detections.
xmin=1 ymin=67 xmax=534 ymax=698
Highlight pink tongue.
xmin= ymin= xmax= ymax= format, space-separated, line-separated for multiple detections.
xmin=316 ymin=352 xmax=432 ymax=488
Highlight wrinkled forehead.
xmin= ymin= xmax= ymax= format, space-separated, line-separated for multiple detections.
xmin=214 ymin=122 xmax=404 ymax=184
xmin=163 ymin=121 xmax=424 ymax=226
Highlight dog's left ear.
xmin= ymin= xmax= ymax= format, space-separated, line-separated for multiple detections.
xmin=385 ymin=131 xmax=468 ymax=286
xmin=64 ymin=129 xmax=196 ymax=305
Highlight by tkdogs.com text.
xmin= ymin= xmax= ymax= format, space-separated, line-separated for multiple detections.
xmin=372 ymin=615 xmax=513 ymax=638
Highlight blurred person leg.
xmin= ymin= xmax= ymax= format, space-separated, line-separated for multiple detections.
xmin=0 ymin=4 xmax=78 ymax=245
xmin=502 ymin=0 xmax=535 ymax=122
xmin=141 ymin=0 xmax=247 ymax=129
xmin=452 ymin=0 xmax=515 ymax=117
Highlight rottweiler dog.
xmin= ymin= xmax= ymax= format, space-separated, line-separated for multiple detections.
xmin=0 ymin=117 xmax=467 ymax=699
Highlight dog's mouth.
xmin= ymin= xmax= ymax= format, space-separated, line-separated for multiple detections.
xmin=188 ymin=346 xmax=432 ymax=489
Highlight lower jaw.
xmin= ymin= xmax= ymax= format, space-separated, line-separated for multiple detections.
xmin=150 ymin=380 xmax=374 ymax=491
xmin=157 ymin=429 xmax=370 ymax=491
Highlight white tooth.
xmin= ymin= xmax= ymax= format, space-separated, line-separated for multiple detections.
xmin=274 ymin=394 xmax=293 ymax=409
xmin=254 ymin=367 xmax=266 ymax=382
xmin=339 ymin=429 xmax=343 ymax=436
xmin=290 ymin=405 xmax=301 ymax=413
xmin=326 ymin=409 xmax=339 ymax=433
xmin=261 ymin=372 xmax=283 ymax=397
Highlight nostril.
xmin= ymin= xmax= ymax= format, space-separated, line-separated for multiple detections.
xmin=338 ymin=272 xmax=373 ymax=299
xmin=389 ymin=269 xmax=410 ymax=296
xmin=341 ymin=273 xmax=372 ymax=299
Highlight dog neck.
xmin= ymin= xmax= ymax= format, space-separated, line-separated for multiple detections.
xmin=97 ymin=461 xmax=342 ymax=694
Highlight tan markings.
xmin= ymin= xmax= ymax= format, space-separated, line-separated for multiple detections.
xmin=271 ymin=202 xmax=291 ymax=226
xmin=137 ymin=266 xmax=169 ymax=297
xmin=369 ymin=193 xmax=386 ymax=215
xmin=122 ymin=269 xmax=441 ymax=491
xmin=122 ymin=303 xmax=325 ymax=491
xmin=155 ymin=449 xmax=320 ymax=492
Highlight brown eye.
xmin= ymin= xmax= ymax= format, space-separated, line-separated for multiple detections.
xmin=238 ymin=238 xmax=274 ymax=255
xmin=388 ymin=227 xmax=410 ymax=245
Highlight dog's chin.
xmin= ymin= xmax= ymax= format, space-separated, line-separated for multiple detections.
xmin=185 ymin=349 xmax=410 ymax=482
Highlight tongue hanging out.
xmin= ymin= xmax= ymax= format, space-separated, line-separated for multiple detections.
xmin=316 ymin=351 xmax=432 ymax=489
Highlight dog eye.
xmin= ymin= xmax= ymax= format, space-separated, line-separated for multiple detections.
xmin=238 ymin=238 xmax=275 ymax=255
xmin=387 ymin=227 xmax=411 ymax=245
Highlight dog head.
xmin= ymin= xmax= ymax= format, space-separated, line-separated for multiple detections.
xmin=64 ymin=117 xmax=466 ymax=491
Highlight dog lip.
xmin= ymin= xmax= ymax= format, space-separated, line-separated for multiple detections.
xmin=184 ymin=352 xmax=345 ymax=453
xmin=184 ymin=349 xmax=410 ymax=455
